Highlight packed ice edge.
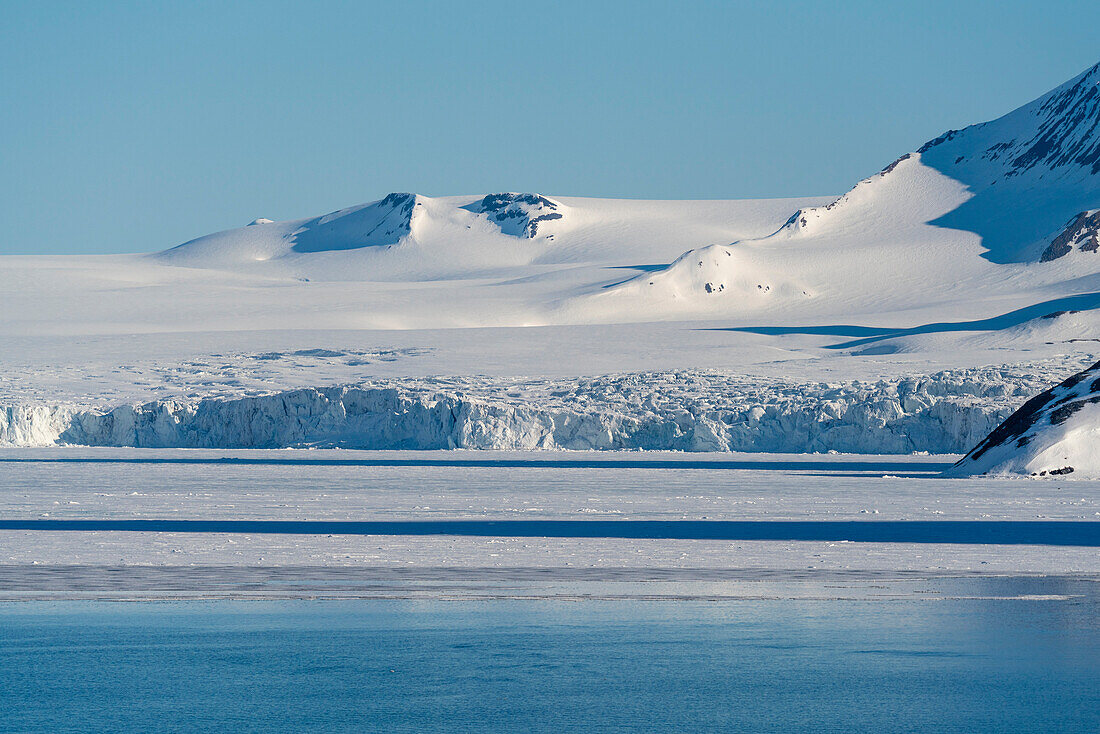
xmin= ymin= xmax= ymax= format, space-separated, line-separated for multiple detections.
xmin=3 ymin=362 xmax=1088 ymax=454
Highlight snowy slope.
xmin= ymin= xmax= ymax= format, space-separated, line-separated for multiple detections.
xmin=576 ymin=62 xmax=1100 ymax=325
xmin=949 ymin=359 xmax=1100 ymax=478
xmin=155 ymin=192 xmax=811 ymax=283
xmin=156 ymin=61 xmax=1100 ymax=293
xmin=779 ymin=61 xmax=1100 ymax=263
xmin=157 ymin=191 xmax=569 ymax=280
xmin=2 ymin=62 xmax=1095 ymax=345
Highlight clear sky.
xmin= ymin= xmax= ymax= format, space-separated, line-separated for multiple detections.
xmin=3 ymin=0 xmax=1100 ymax=255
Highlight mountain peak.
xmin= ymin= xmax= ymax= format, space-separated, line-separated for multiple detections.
xmin=919 ymin=60 xmax=1100 ymax=180
xmin=765 ymin=61 xmax=1100 ymax=263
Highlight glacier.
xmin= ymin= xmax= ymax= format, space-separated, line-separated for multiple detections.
xmin=1 ymin=365 xmax=1080 ymax=452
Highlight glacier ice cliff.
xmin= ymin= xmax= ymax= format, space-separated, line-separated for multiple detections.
xmin=0 ymin=366 xmax=1077 ymax=453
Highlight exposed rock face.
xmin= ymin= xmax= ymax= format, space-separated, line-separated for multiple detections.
xmin=468 ymin=193 xmax=564 ymax=238
xmin=1040 ymin=210 xmax=1100 ymax=261
xmin=919 ymin=62 xmax=1100 ymax=178
xmin=949 ymin=360 xmax=1100 ymax=477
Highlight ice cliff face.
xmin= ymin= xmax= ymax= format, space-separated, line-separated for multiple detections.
xmin=0 ymin=405 xmax=76 ymax=447
xmin=949 ymin=360 xmax=1100 ymax=477
xmin=1 ymin=367 xmax=1067 ymax=452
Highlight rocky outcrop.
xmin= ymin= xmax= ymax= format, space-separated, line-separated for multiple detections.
xmin=1040 ymin=210 xmax=1100 ymax=261
xmin=466 ymin=193 xmax=564 ymax=238
xmin=948 ymin=360 xmax=1100 ymax=477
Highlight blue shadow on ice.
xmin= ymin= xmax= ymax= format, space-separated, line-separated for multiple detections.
xmin=0 ymin=457 xmax=953 ymax=473
xmin=2 ymin=519 xmax=1097 ymax=546
xmin=714 ymin=291 xmax=1100 ymax=349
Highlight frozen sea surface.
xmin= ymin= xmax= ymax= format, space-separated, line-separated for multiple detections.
xmin=1 ymin=595 xmax=1098 ymax=733
xmin=1 ymin=449 xmax=1098 ymax=586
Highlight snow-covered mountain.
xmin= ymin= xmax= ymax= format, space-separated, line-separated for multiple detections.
xmin=949 ymin=359 xmax=1100 ymax=478
xmin=3 ymin=60 xmax=1100 ymax=441
xmin=578 ymin=62 xmax=1100 ymax=323
xmin=143 ymin=60 xmax=1100 ymax=336
xmin=786 ymin=62 xmax=1100 ymax=262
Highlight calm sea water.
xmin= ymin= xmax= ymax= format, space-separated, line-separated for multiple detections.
xmin=1 ymin=593 xmax=1098 ymax=733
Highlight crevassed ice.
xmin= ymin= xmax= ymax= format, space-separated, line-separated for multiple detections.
xmin=0 ymin=366 xmax=1076 ymax=453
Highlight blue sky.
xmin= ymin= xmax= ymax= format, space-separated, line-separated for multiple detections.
xmin=3 ymin=0 xmax=1100 ymax=255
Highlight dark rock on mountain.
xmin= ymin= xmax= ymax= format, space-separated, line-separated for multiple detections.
xmin=1040 ymin=210 xmax=1100 ymax=261
xmin=467 ymin=193 xmax=564 ymax=238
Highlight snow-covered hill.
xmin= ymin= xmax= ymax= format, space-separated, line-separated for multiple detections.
xmin=949 ymin=359 xmax=1100 ymax=477
xmin=157 ymin=191 xmax=575 ymax=280
xmin=154 ymin=192 xmax=811 ymax=283
xmin=43 ymin=60 xmax=1091 ymax=343
xmin=577 ymin=62 xmax=1100 ymax=324
xmin=782 ymin=62 xmax=1100 ymax=263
